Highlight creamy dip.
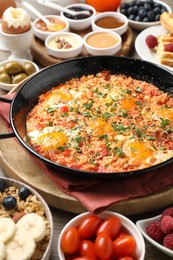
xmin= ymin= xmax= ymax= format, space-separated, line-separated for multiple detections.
xmin=48 ymin=35 xmax=81 ymax=51
xmin=86 ymin=32 xmax=118 ymax=48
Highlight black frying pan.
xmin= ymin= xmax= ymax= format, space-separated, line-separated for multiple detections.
xmin=1 ymin=56 xmax=173 ymax=178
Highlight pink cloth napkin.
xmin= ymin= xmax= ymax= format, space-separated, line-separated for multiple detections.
xmin=1 ymin=94 xmax=173 ymax=214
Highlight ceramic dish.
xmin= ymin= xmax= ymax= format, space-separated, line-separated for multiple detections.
xmin=91 ymin=11 xmax=128 ymax=35
xmin=0 ymin=59 xmax=39 ymax=91
xmin=45 ymin=31 xmax=83 ymax=59
xmin=135 ymin=25 xmax=172 ymax=71
xmin=61 ymin=3 xmax=96 ymax=31
xmin=137 ymin=215 xmax=173 ymax=257
xmin=0 ymin=176 xmax=53 ymax=260
xmin=118 ymin=0 xmax=172 ymax=31
xmin=58 ymin=211 xmax=145 ymax=259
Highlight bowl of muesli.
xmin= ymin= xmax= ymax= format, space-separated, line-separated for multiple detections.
xmin=0 ymin=176 xmax=53 ymax=260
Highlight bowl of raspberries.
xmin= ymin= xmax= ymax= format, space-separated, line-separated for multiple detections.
xmin=118 ymin=0 xmax=172 ymax=31
xmin=136 ymin=207 xmax=173 ymax=257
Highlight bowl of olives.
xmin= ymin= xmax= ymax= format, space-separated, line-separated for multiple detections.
xmin=0 ymin=59 xmax=39 ymax=91
xmin=118 ymin=0 xmax=172 ymax=31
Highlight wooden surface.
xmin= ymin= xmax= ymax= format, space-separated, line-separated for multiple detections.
xmin=1 ymin=1 xmax=173 ymax=259
xmin=31 ymin=27 xmax=134 ymax=67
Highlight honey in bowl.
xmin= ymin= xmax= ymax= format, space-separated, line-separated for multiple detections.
xmin=95 ymin=16 xmax=124 ymax=29
xmin=35 ymin=18 xmax=66 ymax=32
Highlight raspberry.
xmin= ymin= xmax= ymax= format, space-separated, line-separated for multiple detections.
xmin=161 ymin=207 xmax=173 ymax=220
xmin=164 ymin=44 xmax=173 ymax=52
xmin=146 ymin=34 xmax=158 ymax=49
xmin=161 ymin=216 xmax=173 ymax=234
xmin=163 ymin=233 xmax=173 ymax=250
xmin=146 ymin=221 xmax=164 ymax=243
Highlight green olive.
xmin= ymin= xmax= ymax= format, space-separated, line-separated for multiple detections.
xmin=5 ymin=62 xmax=23 ymax=75
xmin=22 ymin=62 xmax=36 ymax=76
xmin=0 ymin=73 xmax=12 ymax=84
xmin=12 ymin=73 xmax=28 ymax=84
xmin=0 ymin=66 xmax=5 ymax=74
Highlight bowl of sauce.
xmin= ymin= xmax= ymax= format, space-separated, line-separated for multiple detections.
xmin=33 ymin=15 xmax=69 ymax=41
xmin=45 ymin=32 xmax=83 ymax=59
xmin=83 ymin=30 xmax=122 ymax=56
xmin=92 ymin=12 xmax=128 ymax=35
xmin=61 ymin=3 xmax=96 ymax=31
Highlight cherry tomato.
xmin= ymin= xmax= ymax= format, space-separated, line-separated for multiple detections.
xmin=94 ymin=234 xmax=113 ymax=260
xmin=79 ymin=240 xmax=97 ymax=259
xmin=112 ymin=235 xmax=137 ymax=258
xmin=118 ymin=257 xmax=134 ymax=260
xmin=73 ymin=257 xmax=94 ymax=260
xmin=97 ymin=216 xmax=121 ymax=239
xmin=61 ymin=227 xmax=80 ymax=254
xmin=60 ymin=106 xmax=69 ymax=113
xmin=86 ymin=0 xmax=121 ymax=12
xmin=78 ymin=215 xmax=101 ymax=239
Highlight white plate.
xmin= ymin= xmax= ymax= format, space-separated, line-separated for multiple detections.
xmin=136 ymin=215 xmax=173 ymax=258
xmin=135 ymin=25 xmax=173 ymax=72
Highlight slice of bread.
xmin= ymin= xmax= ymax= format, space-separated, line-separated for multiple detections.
xmin=157 ymin=33 xmax=173 ymax=67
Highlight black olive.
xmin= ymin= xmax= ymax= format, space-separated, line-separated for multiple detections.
xmin=0 ymin=178 xmax=5 ymax=192
xmin=18 ymin=186 xmax=31 ymax=200
xmin=2 ymin=196 xmax=17 ymax=210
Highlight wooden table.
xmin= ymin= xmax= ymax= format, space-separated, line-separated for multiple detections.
xmin=1 ymin=1 xmax=173 ymax=259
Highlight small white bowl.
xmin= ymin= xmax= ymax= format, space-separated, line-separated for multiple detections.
xmin=0 ymin=59 xmax=39 ymax=91
xmin=118 ymin=0 xmax=172 ymax=31
xmin=0 ymin=176 xmax=53 ymax=260
xmin=92 ymin=12 xmax=128 ymax=35
xmin=137 ymin=215 xmax=173 ymax=258
xmin=58 ymin=211 xmax=145 ymax=260
xmin=84 ymin=30 xmax=122 ymax=56
xmin=33 ymin=15 xmax=69 ymax=41
xmin=45 ymin=31 xmax=83 ymax=59
xmin=61 ymin=3 xmax=96 ymax=31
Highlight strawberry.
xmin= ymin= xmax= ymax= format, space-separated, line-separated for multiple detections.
xmin=161 ymin=207 xmax=173 ymax=220
xmin=161 ymin=216 xmax=173 ymax=234
xmin=164 ymin=43 xmax=173 ymax=52
xmin=145 ymin=34 xmax=158 ymax=49
xmin=146 ymin=221 xmax=164 ymax=243
xmin=163 ymin=233 xmax=173 ymax=250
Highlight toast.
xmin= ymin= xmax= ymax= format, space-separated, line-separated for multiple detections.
xmin=157 ymin=33 xmax=173 ymax=67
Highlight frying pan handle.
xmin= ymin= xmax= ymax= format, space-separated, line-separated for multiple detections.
xmin=0 ymin=96 xmax=15 ymax=139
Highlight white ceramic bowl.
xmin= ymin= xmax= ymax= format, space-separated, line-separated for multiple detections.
xmin=33 ymin=15 xmax=69 ymax=41
xmin=58 ymin=211 xmax=145 ymax=260
xmin=0 ymin=176 xmax=53 ymax=260
xmin=61 ymin=3 xmax=96 ymax=31
xmin=92 ymin=12 xmax=128 ymax=35
xmin=84 ymin=30 xmax=122 ymax=56
xmin=0 ymin=59 xmax=39 ymax=91
xmin=45 ymin=31 xmax=83 ymax=59
xmin=118 ymin=0 xmax=172 ymax=31
xmin=16 ymin=0 xmax=82 ymax=19
xmin=137 ymin=215 xmax=173 ymax=258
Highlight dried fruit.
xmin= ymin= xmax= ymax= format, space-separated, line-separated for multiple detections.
xmin=146 ymin=34 xmax=158 ymax=49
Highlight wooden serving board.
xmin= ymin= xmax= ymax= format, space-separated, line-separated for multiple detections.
xmin=30 ymin=27 xmax=134 ymax=67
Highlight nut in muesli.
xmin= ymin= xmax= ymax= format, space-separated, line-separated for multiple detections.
xmin=0 ymin=177 xmax=53 ymax=260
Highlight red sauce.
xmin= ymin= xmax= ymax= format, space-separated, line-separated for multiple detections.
xmin=95 ymin=16 xmax=124 ymax=29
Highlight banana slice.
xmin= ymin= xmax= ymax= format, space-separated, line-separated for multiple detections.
xmin=16 ymin=213 xmax=46 ymax=242
xmin=5 ymin=230 xmax=36 ymax=260
xmin=0 ymin=241 xmax=5 ymax=260
xmin=0 ymin=218 xmax=16 ymax=243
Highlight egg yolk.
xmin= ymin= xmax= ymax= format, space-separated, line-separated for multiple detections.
xmin=125 ymin=141 xmax=153 ymax=163
xmin=121 ymin=97 xmax=136 ymax=111
xmin=89 ymin=117 xmax=113 ymax=135
xmin=37 ymin=132 xmax=68 ymax=151
xmin=157 ymin=107 xmax=173 ymax=121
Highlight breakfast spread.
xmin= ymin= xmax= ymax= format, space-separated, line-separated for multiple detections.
xmin=0 ymin=178 xmax=50 ymax=259
xmin=1 ymin=7 xmax=31 ymax=34
xmin=26 ymin=72 xmax=173 ymax=173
